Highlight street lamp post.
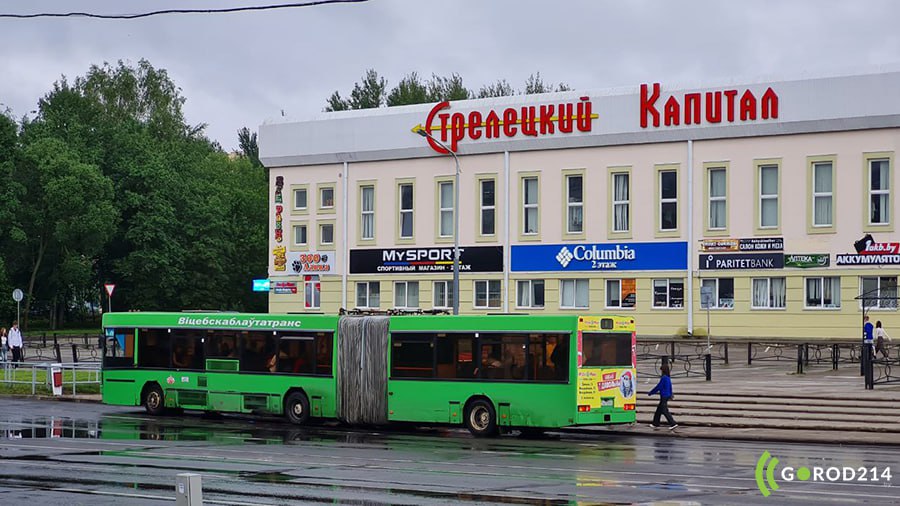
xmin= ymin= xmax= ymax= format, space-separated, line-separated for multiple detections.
xmin=416 ymin=129 xmax=460 ymax=315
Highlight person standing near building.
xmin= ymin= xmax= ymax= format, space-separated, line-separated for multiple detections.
xmin=649 ymin=363 xmax=678 ymax=430
xmin=875 ymin=321 xmax=892 ymax=359
xmin=8 ymin=321 xmax=23 ymax=364
xmin=0 ymin=327 xmax=7 ymax=362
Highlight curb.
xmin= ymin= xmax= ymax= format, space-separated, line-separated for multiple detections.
xmin=1 ymin=394 xmax=101 ymax=403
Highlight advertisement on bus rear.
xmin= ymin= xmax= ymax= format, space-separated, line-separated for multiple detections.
xmin=577 ymin=368 xmax=636 ymax=410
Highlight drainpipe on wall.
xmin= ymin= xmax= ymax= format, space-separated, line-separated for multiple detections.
xmin=341 ymin=161 xmax=349 ymax=311
xmin=504 ymin=151 xmax=510 ymax=313
xmin=686 ymin=140 xmax=694 ymax=336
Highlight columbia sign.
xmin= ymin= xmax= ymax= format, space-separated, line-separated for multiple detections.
xmin=557 ymin=245 xmax=635 ymax=269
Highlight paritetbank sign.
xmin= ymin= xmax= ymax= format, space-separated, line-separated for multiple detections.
xmin=511 ymin=242 xmax=687 ymax=272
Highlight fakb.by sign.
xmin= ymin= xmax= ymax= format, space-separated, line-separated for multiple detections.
xmin=512 ymin=242 xmax=687 ymax=272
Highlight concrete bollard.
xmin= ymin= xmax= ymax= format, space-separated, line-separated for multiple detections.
xmin=175 ymin=473 xmax=202 ymax=505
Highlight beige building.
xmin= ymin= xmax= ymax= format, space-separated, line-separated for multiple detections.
xmin=260 ymin=68 xmax=900 ymax=340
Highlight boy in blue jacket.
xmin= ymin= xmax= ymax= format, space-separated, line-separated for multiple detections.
xmin=648 ymin=363 xmax=678 ymax=429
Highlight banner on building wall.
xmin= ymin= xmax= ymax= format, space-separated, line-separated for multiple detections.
xmin=837 ymin=234 xmax=900 ymax=265
xmin=784 ymin=254 xmax=830 ymax=268
xmin=350 ymin=246 xmax=503 ymax=274
xmin=699 ymin=237 xmax=784 ymax=252
xmin=699 ymin=252 xmax=784 ymax=270
xmin=285 ymin=251 xmax=336 ymax=275
xmin=511 ymin=242 xmax=687 ymax=272
xmin=273 ymin=281 xmax=297 ymax=295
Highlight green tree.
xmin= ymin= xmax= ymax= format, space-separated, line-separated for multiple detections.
xmin=524 ymin=72 xmax=570 ymax=94
xmin=238 ymin=127 xmax=261 ymax=168
xmin=427 ymin=73 xmax=471 ymax=102
xmin=0 ymin=112 xmax=19 ymax=321
xmin=325 ymin=91 xmax=350 ymax=112
xmin=350 ymin=69 xmax=387 ymax=109
xmin=386 ymin=72 xmax=430 ymax=106
xmin=477 ymin=79 xmax=515 ymax=98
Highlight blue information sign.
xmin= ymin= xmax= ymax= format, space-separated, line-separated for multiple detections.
xmin=511 ymin=242 xmax=687 ymax=272
xmin=252 ymin=279 xmax=271 ymax=292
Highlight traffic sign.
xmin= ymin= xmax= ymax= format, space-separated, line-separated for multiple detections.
xmin=12 ymin=288 xmax=23 ymax=302
xmin=105 ymin=284 xmax=116 ymax=297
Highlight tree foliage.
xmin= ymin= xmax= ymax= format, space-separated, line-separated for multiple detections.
xmin=0 ymin=60 xmax=267 ymax=329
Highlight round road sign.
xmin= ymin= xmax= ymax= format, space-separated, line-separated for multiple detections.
xmin=12 ymin=289 xmax=24 ymax=302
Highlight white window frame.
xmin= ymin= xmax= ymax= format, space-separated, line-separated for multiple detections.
xmin=361 ymin=185 xmax=375 ymax=240
xmin=516 ymin=279 xmax=545 ymax=309
xmin=566 ymin=174 xmax=583 ymax=234
xmin=320 ymin=223 xmax=334 ymax=245
xmin=293 ymin=224 xmax=307 ymax=246
xmin=304 ymin=275 xmax=321 ymax=309
xmin=869 ymin=158 xmax=891 ymax=226
xmin=860 ymin=276 xmax=898 ymax=310
xmin=659 ymin=170 xmax=677 ymax=231
xmin=394 ymin=281 xmax=419 ymax=309
xmin=523 ymin=177 xmax=539 ymax=235
xmin=480 ymin=179 xmax=496 ymax=236
xmin=709 ymin=168 xmax=727 ymax=230
xmin=293 ymin=188 xmax=308 ymax=211
xmin=812 ymin=162 xmax=833 ymax=227
xmin=433 ymin=280 xmax=453 ymax=309
xmin=751 ymin=277 xmax=786 ymax=309
xmin=605 ymin=279 xmax=622 ymax=309
xmin=804 ymin=277 xmax=841 ymax=309
xmin=701 ymin=278 xmax=734 ymax=309
xmin=653 ymin=278 xmax=685 ymax=309
xmin=560 ymin=279 xmax=590 ymax=309
xmin=320 ymin=187 xmax=335 ymax=210
xmin=439 ymin=181 xmax=454 ymax=238
xmin=356 ymin=281 xmax=380 ymax=309
xmin=474 ymin=279 xmax=501 ymax=309
xmin=759 ymin=165 xmax=779 ymax=228
xmin=612 ymin=172 xmax=630 ymax=233
xmin=399 ymin=183 xmax=413 ymax=239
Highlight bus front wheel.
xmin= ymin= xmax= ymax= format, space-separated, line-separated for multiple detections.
xmin=285 ymin=392 xmax=311 ymax=425
xmin=143 ymin=384 xmax=166 ymax=416
xmin=465 ymin=399 xmax=498 ymax=438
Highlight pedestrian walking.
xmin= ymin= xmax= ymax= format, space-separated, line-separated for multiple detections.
xmin=649 ymin=363 xmax=678 ymax=430
xmin=8 ymin=320 xmax=23 ymax=364
xmin=874 ymin=320 xmax=892 ymax=359
xmin=0 ymin=327 xmax=8 ymax=362
xmin=863 ymin=315 xmax=874 ymax=344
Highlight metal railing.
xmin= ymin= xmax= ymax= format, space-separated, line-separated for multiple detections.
xmin=1 ymin=361 xmax=101 ymax=395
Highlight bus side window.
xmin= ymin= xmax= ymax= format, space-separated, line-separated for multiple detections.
xmin=240 ymin=332 xmax=277 ymax=372
xmin=391 ymin=335 xmax=434 ymax=378
xmin=315 ymin=334 xmax=333 ymax=375
xmin=277 ymin=338 xmax=315 ymax=374
xmin=103 ymin=329 xmax=135 ymax=368
xmin=138 ymin=329 xmax=171 ymax=369
xmin=436 ymin=334 xmax=475 ymax=379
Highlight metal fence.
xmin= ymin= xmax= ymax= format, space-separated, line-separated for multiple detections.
xmin=1 ymin=362 xmax=101 ymax=395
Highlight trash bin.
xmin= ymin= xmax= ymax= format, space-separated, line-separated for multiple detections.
xmin=51 ymin=364 xmax=63 ymax=396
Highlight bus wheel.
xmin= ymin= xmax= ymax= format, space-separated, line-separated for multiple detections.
xmin=285 ymin=392 xmax=310 ymax=425
xmin=143 ymin=384 xmax=166 ymax=416
xmin=465 ymin=399 xmax=498 ymax=438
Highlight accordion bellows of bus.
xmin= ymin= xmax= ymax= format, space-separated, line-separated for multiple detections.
xmin=101 ymin=312 xmax=636 ymax=437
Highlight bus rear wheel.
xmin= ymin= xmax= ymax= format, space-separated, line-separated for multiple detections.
xmin=143 ymin=384 xmax=166 ymax=416
xmin=285 ymin=392 xmax=311 ymax=425
xmin=465 ymin=399 xmax=498 ymax=438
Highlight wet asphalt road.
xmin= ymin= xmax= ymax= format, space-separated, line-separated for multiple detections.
xmin=0 ymin=399 xmax=897 ymax=505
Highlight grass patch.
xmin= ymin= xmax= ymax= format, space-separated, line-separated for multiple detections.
xmin=1 ymin=367 xmax=101 ymax=395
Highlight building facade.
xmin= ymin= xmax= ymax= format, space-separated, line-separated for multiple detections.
xmin=259 ymin=68 xmax=900 ymax=340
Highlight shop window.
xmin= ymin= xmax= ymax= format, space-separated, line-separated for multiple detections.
xmin=304 ymin=275 xmax=321 ymax=309
xmin=356 ymin=281 xmax=380 ymax=309
xmin=860 ymin=276 xmax=897 ymax=309
xmin=516 ymin=280 xmax=545 ymax=309
xmin=566 ymin=174 xmax=583 ymax=233
xmin=394 ymin=281 xmax=420 ymax=309
xmin=560 ymin=279 xmax=589 ymax=309
xmin=474 ymin=280 xmax=501 ymax=309
xmin=606 ymin=279 xmax=636 ymax=309
xmin=653 ymin=279 xmax=684 ymax=309
xmin=701 ymin=278 xmax=734 ymax=309
xmin=433 ymin=281 xmax=454 ymax=309
xmin=752 ymin=277 xmax=786 ymax=309
xmin=805 ymin=277 xmax=840 ymax=309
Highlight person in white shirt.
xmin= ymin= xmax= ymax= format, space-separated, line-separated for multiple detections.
xmin=875 ymin=320 xmax=892 ymax=359
xmin=8 ymin=321 xmax=23 ymax=364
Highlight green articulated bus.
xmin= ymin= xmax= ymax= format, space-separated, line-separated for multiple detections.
xmin=102 ymin=312 xmax=637 ymax=437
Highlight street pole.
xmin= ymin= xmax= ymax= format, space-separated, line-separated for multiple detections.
xmin=417 ymin=129 xmax=461 ymax=315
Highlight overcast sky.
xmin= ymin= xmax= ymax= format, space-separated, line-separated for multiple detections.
xmin=1 ymin=0 xmax=898 ymax=151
